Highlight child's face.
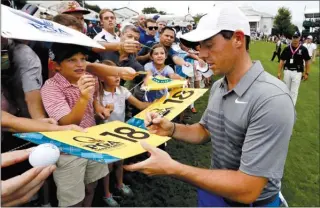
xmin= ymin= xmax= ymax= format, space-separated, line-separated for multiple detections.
xmin=103 ymin=75 xmax=120 ymax=88
xmin=151 ymin=47 xmax=166 ymax=65
xmin=56 ymin=53 xmax=87 ymax=82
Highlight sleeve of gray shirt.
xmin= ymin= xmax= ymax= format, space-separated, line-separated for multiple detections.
xmin=13 ymin=44 xmax=43 ymax=93
xmin=239 ymin=94 xmax=295 ymax=179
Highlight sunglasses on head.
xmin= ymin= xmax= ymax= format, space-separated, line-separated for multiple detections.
xmin=148 ymin=26 xmax=158 ymax=30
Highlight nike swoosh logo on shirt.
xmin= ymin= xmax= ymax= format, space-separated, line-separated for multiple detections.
xmin=235 ymin=98 xmax=248 ymax=104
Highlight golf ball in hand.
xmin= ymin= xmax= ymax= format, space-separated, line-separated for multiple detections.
xmin=29 ymin=143 xmax=60 ymax=167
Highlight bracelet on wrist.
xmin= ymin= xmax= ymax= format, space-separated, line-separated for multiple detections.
xmin=170 ymin=122 xmax=176 ymax=138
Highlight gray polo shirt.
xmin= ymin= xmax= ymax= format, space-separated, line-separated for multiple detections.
xmin=200 ymin=61 xmax=295 ymax=201
xmin=8 ymin=42 xmax=43 ymax=118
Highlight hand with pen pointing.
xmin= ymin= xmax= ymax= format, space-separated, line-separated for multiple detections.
xmin=144 ymin=111 xmax=174 ymax=137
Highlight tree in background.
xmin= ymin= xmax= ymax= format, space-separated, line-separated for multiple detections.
xmin=273 ymin=7 xmax=297 ymax=38
xmin=142 ymin=7 xmax=158 ymax=14
xmin=159 ymin=11 xmax=167 ymax=15
xmin=193 ymin=13 xmax=205 ymax=24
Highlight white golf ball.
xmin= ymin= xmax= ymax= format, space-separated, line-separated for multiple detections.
xmin=29 ymin=143 xmax=60 ymax=167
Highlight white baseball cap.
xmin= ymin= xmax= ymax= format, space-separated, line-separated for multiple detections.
xmin=307 ymin=35 xmax=313 ymax=39
xmin=180 ymin=3 xmax=250 ymax=43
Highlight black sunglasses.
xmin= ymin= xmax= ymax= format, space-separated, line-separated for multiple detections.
xmin=148 ymin=26 xmax=158 ymax=30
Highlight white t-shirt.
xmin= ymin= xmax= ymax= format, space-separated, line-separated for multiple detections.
xmin=102 ymin=86 xmax=131 ymax=123
xmin=303 ymin=43 xmax=317 ymax=57
xmin=94 ymin=29 xmax=120 ymax=43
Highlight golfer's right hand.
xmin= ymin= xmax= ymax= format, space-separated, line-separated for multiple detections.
xmin=145 ymin=112 xmax=174 ymax=137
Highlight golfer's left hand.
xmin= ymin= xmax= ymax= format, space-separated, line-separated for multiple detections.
xmin=124 ymin=141 xmax=178 ymax=176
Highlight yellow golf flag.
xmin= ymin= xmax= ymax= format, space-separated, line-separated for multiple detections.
xmin=141 ymin=75 xmax=188 ymax=91
xmin=39 ymin=121 xmax=170 ymax=159
xmin=134 ymin=88 xmax=208 ymax=121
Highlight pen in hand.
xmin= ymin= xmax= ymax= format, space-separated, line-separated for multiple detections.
xmin=146 ymin=109 xmax=171 ymax=127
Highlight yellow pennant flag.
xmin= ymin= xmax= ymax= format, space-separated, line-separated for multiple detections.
xmin=134 ymin=88 xmax=208 ymax=121
xmin=39 ymin=121 xmax=170 ymax=160
xmin=141 ymin=75 xmax=188 ymax=91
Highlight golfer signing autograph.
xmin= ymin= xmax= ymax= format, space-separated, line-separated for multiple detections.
xmin=125 ymin=4 xmax=295 ymax=207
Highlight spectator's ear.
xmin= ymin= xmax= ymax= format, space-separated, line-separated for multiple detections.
xmin=54 ymin=61 xmax=62 ymax=71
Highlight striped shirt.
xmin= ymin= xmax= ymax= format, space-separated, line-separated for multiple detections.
xmin=41 ymin=72 xmax=96 ymax=128
xmin=200 ymin=61 xmax=295 ymax=201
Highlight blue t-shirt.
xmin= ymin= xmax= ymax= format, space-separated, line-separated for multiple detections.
xmin=140 ymin=34 xmax=155 ymax=45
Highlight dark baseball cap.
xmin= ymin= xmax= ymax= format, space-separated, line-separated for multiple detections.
xmin=49 ymin=43 xmax=90 ymax=63
xmin=292 ymin=31 xmax=301 ymax=38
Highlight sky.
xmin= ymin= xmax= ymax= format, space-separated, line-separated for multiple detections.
xmin=88 ymin=1 xmax=319 ymax=30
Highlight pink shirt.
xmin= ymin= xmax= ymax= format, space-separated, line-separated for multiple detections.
xmin=41 ymin=73 xmax=96 ymax=128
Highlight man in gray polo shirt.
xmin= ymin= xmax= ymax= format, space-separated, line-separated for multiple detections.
xmin=124 ymin=3 xmax=295 ymax=207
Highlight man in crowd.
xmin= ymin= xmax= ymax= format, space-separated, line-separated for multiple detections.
xmin=125 ymin=4 xmax=295 ymax=207
xmin=94 ymin=9 xmax=120 ymax=64
xmin=303 ymin=35 xmax=317 ymax=63
xmin=118 ymin=25 xmax=146 ymax=115
xmin=57 ymin=1 xmax=90 ymax=34
xmin=155 ymin=19 xmax=167 ymax=42
xmin=137 ymin=14 xmax=147 ymax=43
xmin=186 ymin=23 xmax=193 ymax=33
xmin=140 ymin=19 xmax=157 ymax=45
xmin=271 ymin=36 xmax=282 ymax=62
xmin=137 ymin=26 xmax=190 ymax=69
xmin=278 ymin=31 xmax=311 ymax=105
xmin=93 ymin=9 xmax=141 ymax=67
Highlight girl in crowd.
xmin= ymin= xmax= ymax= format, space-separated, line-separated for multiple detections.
xmin=99 ymin=60 xmax=150 ymax=207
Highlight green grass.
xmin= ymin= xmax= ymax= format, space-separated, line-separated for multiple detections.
xmin=93 ymin=41 xmax=319 ymax=207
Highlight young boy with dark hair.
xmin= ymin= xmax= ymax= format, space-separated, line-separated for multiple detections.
xmin=41 ymin=43 xmax=110 ymax=207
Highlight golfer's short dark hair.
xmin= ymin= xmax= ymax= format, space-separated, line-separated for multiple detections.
xmin=219 ymin=30 xmax=250 ymax=51
xmin=53 ymin=14 xmax=83 ymax=32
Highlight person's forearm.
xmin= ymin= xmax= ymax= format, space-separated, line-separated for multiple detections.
xmin=136 ymin=54 xmax=149 ymax=62
xmin=305 ymin=61 xmax=311 ymax=74
xmin=86 ymin=62 xmax=121 ymax=78
xmin=58 ymin=97 xmax=89 ymax=126
xmin=169 ymin=73 xmax=183 ymax=80
xmin=173 ymin=56 xmax=186 ymax=66
xmin=92 ymin=42 xmax=121 ymax=53
xmin=25 ymin=91 xmax=47 ymax=119
xmin=1 ymin=111 xmax=60 ymax=132
xmin=172 ymin=123 xmax=210 ymax=144
xmin=187 ymin=53 xmax=199 ymax=61
xmin=169 ymin=162 xmax=266 ymax=204
xmin=277 ymin=61 xmax=284 ymax=74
